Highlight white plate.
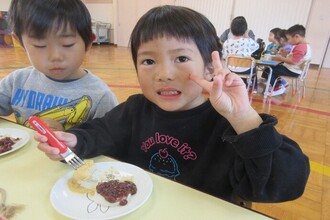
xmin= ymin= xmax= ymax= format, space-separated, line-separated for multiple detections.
xmin=50 ymin=162 xmax=153 ymax=220
xmin=0 ymin=128 xmax=30 ymax=156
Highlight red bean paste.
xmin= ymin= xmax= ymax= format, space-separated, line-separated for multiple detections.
xmin=96 ymin=180 xmax=137 ymax=206
xmin=0 ymin=137 xmax=19 ymax=154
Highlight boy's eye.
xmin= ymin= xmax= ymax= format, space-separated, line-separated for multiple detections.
xmin=63 ymin=43 xmax=75 ymax=48
xmin=176 ymin=56 xmax=189 ymax=62
xmin=142 ymin=59 xmax=155 ymax=65
xmin=33 ymin=45 xmax=46 ymax=48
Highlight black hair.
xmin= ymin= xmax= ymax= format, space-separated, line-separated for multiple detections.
xmin=275 ymin=29 xmax=287 ymax=43
xmin=270 ymin=27 xmax=281 ymax=35
xmin=286 ymin=24 xmax=306 ymax=38
xmin=230 ymin=16 xmax=248 ymax=36
xmin=129 ymin=5 xmax=222 ymax=70
xmin=8 ymin=0 xmax=93 ymax=49
xmin=232 ymin=16 xmax=247 ymax=23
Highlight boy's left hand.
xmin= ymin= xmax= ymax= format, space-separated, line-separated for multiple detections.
xmin=190 ymin=51 xmax=250 ymax=118
xmin=190 ymin=51 xmax=262 ymax=134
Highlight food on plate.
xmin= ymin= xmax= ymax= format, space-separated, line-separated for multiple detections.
xmin=96 ymin=180 xmax=137 ymax=206
xmin=67 ymin=160 xmax=95 ymax=194
xmin=67 ymin=160 xmax=137 ymax=206
xmin=0 ymin=136 xmax=20 ymax=154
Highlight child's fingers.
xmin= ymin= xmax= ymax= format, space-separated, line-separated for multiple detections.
xmin=211 ymin=51 xmax=223 ymax=74
xmin=37 ymin=142 xmax=60 ymax=155
xmin=189 ymin=74 xmax=213 ymax=92
xmin=34 ymin=132 xmax=47 ymax=142
xmin=211 ymin=51 xmax=232 ymax=80
xmin=212 ymin=71 xmax=236 ymax=90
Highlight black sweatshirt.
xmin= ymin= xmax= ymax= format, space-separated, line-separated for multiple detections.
xmin=70 ymin=94 xmax=310 ymax=203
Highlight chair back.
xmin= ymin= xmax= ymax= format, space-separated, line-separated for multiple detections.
xmin=226 ymin=55 xmax=255 ymax=69
xmin=225 ymin=55 xmax=256 ymax=93
xmin=299 ymin=59 xmax=311 ymax=81
xmin=280 ymin=59 xmax=311 ymax=99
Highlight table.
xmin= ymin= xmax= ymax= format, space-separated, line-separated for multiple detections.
xmin=255 ymin=59 xmax=281 ymax=98
xmin=0 ymin=118 xmax=273 ymax=220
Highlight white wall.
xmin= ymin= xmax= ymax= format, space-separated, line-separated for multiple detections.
xmin=175 ymin=0 xmax=233 ymax=38
xmin=85 ymin=3 xmax=113 ymax=24
xmin=0 ymin=0 xmax=10 ymax=11
xmin=0 ymin=1 xmax=114 ymax=24
xmin=306 ymin=0 xmax=330 ymax=68
xmin=323 ymin=38 xmax=330 ymax=68
xmin=1 ymin=0 xmax=329 ymax=67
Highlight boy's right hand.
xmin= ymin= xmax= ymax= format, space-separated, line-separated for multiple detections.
xmin=41 ymin=118 xmax=64 ymax=131
xmin=34 ymin=131 xmax=78 ymax=161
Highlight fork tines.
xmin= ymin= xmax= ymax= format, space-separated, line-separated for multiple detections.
xmin=61 ymin=148 xmax=85 ymax=170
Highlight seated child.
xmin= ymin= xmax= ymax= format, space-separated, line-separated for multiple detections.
xmin=219 ymin=16 xmax=255 ymax=45
xmin=272 ymin=29 xmax=293 ymax=87
xmin=222 ymin=17 xmax=259 ymax=93
xmin=0 ymin=0 xmax=118 ymax=130
xmin=35 ymin=5 xmax=310 ymax=206
xmin=262 ymin=25 xmax=312 ymax=96
xmin=263 ymin=28 xmax=281 ymax=55
xmin=275 ymin=29 xmax=293 ymax=57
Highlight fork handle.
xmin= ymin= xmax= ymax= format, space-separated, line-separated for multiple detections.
xmin=28 ymin=116 xmax=68 ymax=154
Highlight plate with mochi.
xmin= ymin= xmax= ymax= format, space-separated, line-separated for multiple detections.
xmin=50 ymin=161 xmax=153 ymax=220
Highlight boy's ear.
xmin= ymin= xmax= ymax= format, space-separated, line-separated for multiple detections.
xmin=294 ymin=34 xmax=301 ymax=41
xmin=86 ymin=33 xmax=96 ymax=51
xmin=86 ymin=41 xmax=93 ymax=51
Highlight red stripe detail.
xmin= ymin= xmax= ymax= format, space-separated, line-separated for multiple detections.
xmin=252 ymin=98 xmax=330 ymax=116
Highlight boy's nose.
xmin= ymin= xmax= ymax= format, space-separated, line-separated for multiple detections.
xmin=48 ymin=47 xmax=63 ymax=62
xmin=156 ymin=64 xmax=175 ymax=81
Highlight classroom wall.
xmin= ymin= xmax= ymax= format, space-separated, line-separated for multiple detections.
xmin=305 ymin=0 xmax=330 ymax=68
xmin=0 ymin=1 xmax=10 ymax=10
xmin=85 ymin=3 xmax=113 ymax=24
xmin=113 ymin=0 xmax=330 ymax=67
xmin=0 ymin=1 xmax=113 ymax=24
xmin=0 ymin=0 xmax=329 ymax=67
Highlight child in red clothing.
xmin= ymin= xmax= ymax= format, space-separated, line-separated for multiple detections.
xmin=261 ymin=24 xmax=312 ymax=96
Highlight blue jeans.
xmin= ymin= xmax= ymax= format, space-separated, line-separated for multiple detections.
xmin=261 ymin=64 xmax=300 ymax=86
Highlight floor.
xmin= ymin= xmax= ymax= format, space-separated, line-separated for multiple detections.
xmin=0 ymin=45 xmax=329 ymax=220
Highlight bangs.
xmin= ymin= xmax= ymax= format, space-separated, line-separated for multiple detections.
xmin=24 ymin=6 xmax=76 ymax=38
xmin=130 ymin=6 xmax=221 ymax=70
xmin=9 ymin=0 xmax=92 ymax=48
xmin=134 ymin=8 xmax=206 ymax=45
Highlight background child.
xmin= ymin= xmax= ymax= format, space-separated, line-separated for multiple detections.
xmin=263 ymin=28 xmax=281 ymax=55
xmin=262 ymin=24 xmax=312 ymax=96
xmin=275 ymin=29 xmax=293 ymax=57
xmin=35 ymin=5 xmax=309 ymax=206
xmin=222 ymin=17 xmax=259 ymax=92
xmin=0 ymin=0 xmax=118 ymax=130
xmin=219 ymin=16 xmax=255 ymax=45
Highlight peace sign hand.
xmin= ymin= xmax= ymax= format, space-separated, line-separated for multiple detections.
xmin=190 ymin=51 xmax=262 ymax=134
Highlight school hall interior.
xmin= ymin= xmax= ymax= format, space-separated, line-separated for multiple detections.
xmin=0 ymin=0 xmax=330 ymax=220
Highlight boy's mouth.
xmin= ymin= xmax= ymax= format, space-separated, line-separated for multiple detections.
xmin=50 ymin=68 xmax=64 ymax=74
xmin=157 ymin=90 xmax=181 ymax=96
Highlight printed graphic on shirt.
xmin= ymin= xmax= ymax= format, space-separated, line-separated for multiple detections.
xmin=149 ymin=148 xmax=180 ymax=179
xmin=11 ymin=88 xmax=92 ymax=129
xmin=11 ymin=88 xmax=69 ymax=110
xmin=141 ymin=132 xmax=198 ymax=180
